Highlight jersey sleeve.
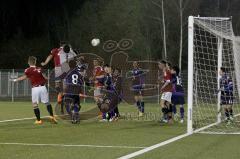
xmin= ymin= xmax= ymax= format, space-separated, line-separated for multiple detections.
xmin=24 ymin=68 xmax=30 ymax=77
xmin=165 ymin=71 xmax=172 ymax=82
xmin=50 ymin=48 xmax=59 ymax=57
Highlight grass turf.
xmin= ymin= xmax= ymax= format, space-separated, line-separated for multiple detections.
xmin=0 ymin=101 xmax=239 ymax=159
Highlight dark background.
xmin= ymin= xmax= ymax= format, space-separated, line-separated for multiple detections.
xmin=0 ymin=0 xmax=239 ymax=69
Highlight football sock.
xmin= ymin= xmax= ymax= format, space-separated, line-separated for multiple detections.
xmin=136 ymin=101 xmax=141 ymax=111
xmin=140 ymin=102 xmax=145 ymax=113
xmin=162 ymin=107 xmax=168 ymax=120
xmin=46 ymin=104 xmax=54 ymax=116
xmin=225 ymin=109 xmax=230 ymax=119
xmin=180 ymin=106 xmax=184 ymax=119
xmin=33 ymin=107 xmax=41 ymax=121
xmin=229 ymin=108 xmax=233 ymax=117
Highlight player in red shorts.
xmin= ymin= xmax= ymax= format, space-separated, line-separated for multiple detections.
xmin=41 ymin=43 xmax=76 ymax=112
xmin=12 ymin=56 xmax=57 ymax=125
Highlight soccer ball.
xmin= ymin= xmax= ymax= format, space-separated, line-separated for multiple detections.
xmin=91 ymin=38 xmax=100 ymax=46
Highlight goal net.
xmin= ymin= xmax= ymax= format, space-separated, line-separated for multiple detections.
xmin=188 ymin=16 xmax=240 ymax=134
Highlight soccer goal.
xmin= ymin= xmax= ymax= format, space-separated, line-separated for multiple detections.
xmin=188 ymin=16 xmax=240 ymax=134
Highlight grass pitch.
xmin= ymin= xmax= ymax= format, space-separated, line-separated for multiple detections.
xmin=0 ymin=101 xmax=239 ymax=159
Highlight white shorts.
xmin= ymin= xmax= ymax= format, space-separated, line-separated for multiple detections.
xmin=161 ymin=92 xmax=172 ymax=103
xmin=94 ymin=87 xmax=102 ymax=97
xmin=32 ymin=86 xmax=49 ymax=104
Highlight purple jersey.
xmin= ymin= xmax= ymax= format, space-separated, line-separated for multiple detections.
xmin=63 ymin=68 xmax=83 ymax=95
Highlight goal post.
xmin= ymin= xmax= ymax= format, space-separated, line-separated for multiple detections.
xmin=188 ymin=16 xmax=240 ymax=134
xmin=187 ymin=16 xmax=194 ymax=134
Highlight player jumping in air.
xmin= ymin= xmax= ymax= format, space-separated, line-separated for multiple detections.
xmin=12 ymin=56 xmax=57 ymax=125
xmin=131 ymin=61 xmax=145 ymax=117
xmin=158 ymin=60 xmax=173 ymax=124
xmin=41 ymin=43 xmax=76 ymax=113
xmin=63 ymin=60 xmax=83 ymax=124
xmin=219 ymin=67 xmax=234 ymax=124
xmin=170 ymin=66 xmax=185 ymax=123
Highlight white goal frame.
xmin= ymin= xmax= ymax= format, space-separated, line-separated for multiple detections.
xmin=187 ymin=16 xmax=240 ymax=134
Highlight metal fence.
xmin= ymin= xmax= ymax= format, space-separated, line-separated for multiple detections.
xmin=0 ymin=69 xmax=188 ymax=102
xmin=0 ymin=69 xmax=50 ymax=101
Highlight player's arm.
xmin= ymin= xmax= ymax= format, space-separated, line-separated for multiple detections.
xmin=42 ymin=73 xmax=48 ymax=80
xmin=161 ymin=80 xmax=170 ymax=92
xmin=13 ymin=75 xmax=27 ymax=82
xmin=41 ymin=54 xmax=53 ymax=66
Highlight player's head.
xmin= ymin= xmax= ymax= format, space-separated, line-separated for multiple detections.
xmin=133 ymin=61 xmax=138 ymax=69
xmin=171 ymin=66 xmax=180 ymax=76
xmin=68 ymin=60 xmax=77 ymax=69
xmin=166 ymin=62 xmax=172 ymax=70
xmin=28 ymin=56 xmax=37 ymax=66
xmin=220 ymin=67 xmax=226 ymax=76
xmin=158 ymin=60 xmax=166 ymax=70
xmin=103 ymin=64 xmax=111 ymax=73
xmin=113 ymin=68 xmax=121 ymax=76
xmin=63 ymin=44 xmax=71 ymax=53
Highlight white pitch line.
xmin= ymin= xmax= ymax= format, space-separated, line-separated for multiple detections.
xmin=0 ymin=142 xmax=146 ymax=149
xmin=117 ymin=133 xmax=191 ymax=159
xmin=118 ymin=113 xmax=240 ymax=158
xmin=0 ymin=116 xmax=50 ymax=123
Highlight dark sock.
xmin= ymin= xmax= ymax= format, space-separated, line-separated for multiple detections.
xmin=47 ymin=104 xmax=54 ymax=116
xmin=34 ymin=108 xmax=41 ymax=121
xmin=162 ymin=107 xmax=168 ymax=120
xmin=225 ymin=109 xmax=229 ymax=119
xmin=229 ymin=109 xmax=233 ymax=116
xmin=136 ymin=101 xmax=140 ymax=111
xmin=172 ymin=104 xmax=177 ymax=114
xmin=140 ymin=102 xmax=144 ymax=113
xmin=114 ymin=106 xmax=119 ymax=116
xmin=180 ymin=106 xmax=184 ymax=119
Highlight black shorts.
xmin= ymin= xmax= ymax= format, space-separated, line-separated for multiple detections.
xmin=64 ymin=94 xmax=80 ymax=105
xmin=221 ymin=91 xmax=233 ymax=105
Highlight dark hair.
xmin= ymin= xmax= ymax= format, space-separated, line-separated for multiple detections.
xmin=220 ymin=67 xmax=226 ymax=72
xmin=103 ymin=64 xmax=109 ymax=68
xmin=172 ymin=66 xmax=180 ymax=76
xmin=159 ymin=60 xmax=167 ymax=65
xmin=68 ymin=60 xmax=76 ymax=69
xmin=63 ymin=44 xmax=70 ymax=53
xmin=167 ymin=62 xmax=172 ymax=68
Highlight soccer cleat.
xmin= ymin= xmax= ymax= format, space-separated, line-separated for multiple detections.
xmin=34 ymin=120 xmax=43 ymax=125
xmin=99 ymin=119 xmax=108 ymax=122
xmin=138 ymin=111 xmax=144 ymax=117
xmin=49 ymin=116 xmax=58 ymax=124
xmin=159 ymin=118 xmax=168 ymax=123
xmin=180 ymin=119 xmax=184 ymax=123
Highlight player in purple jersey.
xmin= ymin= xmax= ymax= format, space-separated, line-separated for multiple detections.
xmin=170 ymin=66 xmax=185 ymax=123
xmin=63 ymin=60 xmax=83 ymax=124
xmin=131 ymin=61 xmax=145 ymax=117
xmin=219 ymin=67 xmax=234 ymax=124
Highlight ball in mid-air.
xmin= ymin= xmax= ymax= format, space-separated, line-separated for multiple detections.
xmin=91 ymin=38 xmax=100 ymax=46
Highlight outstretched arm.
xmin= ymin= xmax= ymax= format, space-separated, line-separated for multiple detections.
xmin=13 ymin=75 xmax=27 ymax=82
xmin=41 ymin=54 xmax=53 ymax=66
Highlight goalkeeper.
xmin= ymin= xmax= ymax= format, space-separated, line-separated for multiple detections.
xmin=219 ymin=67 xmax=234 ymax=123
